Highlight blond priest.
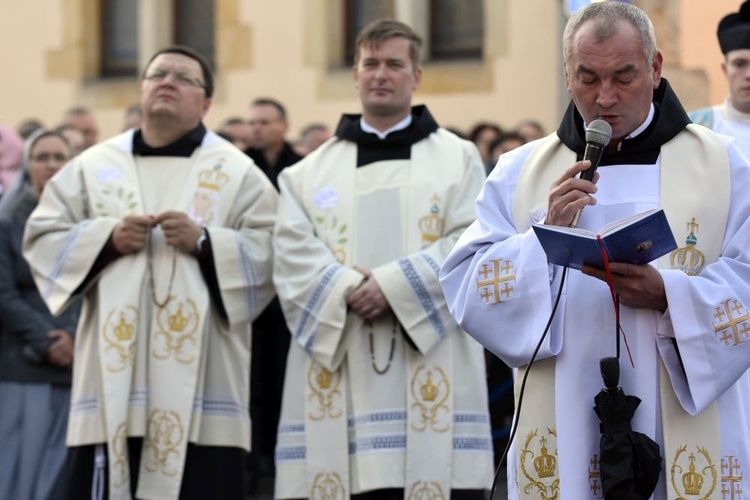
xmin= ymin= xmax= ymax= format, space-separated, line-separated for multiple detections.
xmin=441 ymin=3 xmax=750 ymax=499
xmin=23 ymin=46 xmax=277 ymax=500
xmin=272 ymin=19 xmax=493 ymax=500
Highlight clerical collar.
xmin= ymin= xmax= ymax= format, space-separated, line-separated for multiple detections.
xmin=334 ymin=105 xmax=438 ymax=147
xmin=584 ymin=104 xmax=655 ymax=151
xmin=132 ymin=123 xmax=207 ymax=157
xmin=334 ymin=105 xmax=439 ymax=167
xmin=360 ymin=115 xmax=413 ymax=139
xmin=723 ymin=98 xmax=750 ymax=124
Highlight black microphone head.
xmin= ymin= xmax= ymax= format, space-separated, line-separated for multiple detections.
xmin=586 ymin=119 xmax=612 ymax=147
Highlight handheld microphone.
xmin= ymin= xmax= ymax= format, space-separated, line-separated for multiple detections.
xmin=569 ymin=119 xmax=612 ymax=227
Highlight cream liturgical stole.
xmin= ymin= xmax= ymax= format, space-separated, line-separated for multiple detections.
xmin=511 ymin=124 xmax=729 ymax=499
xmin=86 ymin=139 xmax=244 ymax=500
xmin=300 ymin=137 xmax=460 ymax=498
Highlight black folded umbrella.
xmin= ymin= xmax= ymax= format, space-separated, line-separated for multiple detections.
xmin=593 ymin=357 xmax=662 ymax=499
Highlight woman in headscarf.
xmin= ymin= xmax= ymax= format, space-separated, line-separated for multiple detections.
xmin=0 ymin=129 xmax=81 ymax=500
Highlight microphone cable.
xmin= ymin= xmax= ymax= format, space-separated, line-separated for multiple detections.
xmin=488 ymin=266 xmax=568 ymax=499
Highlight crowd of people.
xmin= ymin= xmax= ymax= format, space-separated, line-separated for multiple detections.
xmin=1 ymin=1 xmax=750 ymax=499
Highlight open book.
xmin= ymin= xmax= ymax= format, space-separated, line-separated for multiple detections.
xmin=532 ymin=209 xmax=678 ymax=270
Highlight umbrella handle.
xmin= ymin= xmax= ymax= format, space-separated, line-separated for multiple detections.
xmin=600 ymin=357 xmax=619 ymax=389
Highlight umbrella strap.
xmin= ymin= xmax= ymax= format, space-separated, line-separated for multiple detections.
xmin=599 ymin=421 xmax=632 ymax=434
xmin=597 ymin=237 xmax=634 ymax=368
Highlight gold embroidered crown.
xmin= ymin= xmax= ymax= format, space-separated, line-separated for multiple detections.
xmin=317 ymin=368 xmax=332 ymax=389
xmin=420 ymin=372 xmax=439 ymax=402
xmin=198 ymin=165 xmax=229 ymax=191
xmin=114 ymin=313 xmax=134 ymax=341
xmin=670 ymin=218 xmax=705 ymax=276
xmin=534 ymin=436 xmax=557 ymax=478
xmin=419 ymin=196 xmax=443 ymax=244
xmin=168 ymin=305 xmax=188 ymax=332
xmin=682 ymin=453 xmax=704 ymax=495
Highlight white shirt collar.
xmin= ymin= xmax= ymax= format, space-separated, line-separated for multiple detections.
xmin=622 ymin=103 xmax=655 ymax=143
xmin=360 ymin=115 xmax=413 ymax=139
xmin=583 ymin=103 xmax=655 ymax=151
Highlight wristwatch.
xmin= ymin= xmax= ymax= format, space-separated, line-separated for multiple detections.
xmin=194 ymin=227 xmax=208 ymax=256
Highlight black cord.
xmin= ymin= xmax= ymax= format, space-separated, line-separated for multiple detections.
xmin=488 ymin=266 xmax=568 ymax=499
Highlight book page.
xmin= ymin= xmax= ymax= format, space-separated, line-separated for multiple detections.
xmin=532 ymin=224 xmax=597 ymax=239
xmin=599 ymin=208 xmax=659 ymax=236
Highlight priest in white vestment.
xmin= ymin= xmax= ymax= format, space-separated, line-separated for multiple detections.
xmin=441 ymin=4 xmax=750 ymax=500
xmin=272 ymin=19 xmax=493 ymax=499
xmin=23 ymin=46 xmax=277 ymax=500
xmin=689 ymin=0 xmax=750 ymax=160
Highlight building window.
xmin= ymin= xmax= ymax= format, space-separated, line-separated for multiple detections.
xmin=175 ymin=0 xmax=216 ymax=70
xmin=344 ymin=0 xmax=395 ymax=66
xmin=100 ymin=0 xmax=138 ymax=77
xmin=429 ymin=0 xmax=483 ymax=60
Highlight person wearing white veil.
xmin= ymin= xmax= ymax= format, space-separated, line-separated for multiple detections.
xmin=0 ymin=128 xmax=80 ymax=500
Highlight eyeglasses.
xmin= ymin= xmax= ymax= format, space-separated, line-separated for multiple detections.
xmin=144 ymin=69 xmax=205 ymax=89
xmin=32 ymin=153 xmax=68 ymax=163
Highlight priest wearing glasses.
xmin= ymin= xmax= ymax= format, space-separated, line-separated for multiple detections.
xmin=23 ymin=46 xmax=278 ymax=500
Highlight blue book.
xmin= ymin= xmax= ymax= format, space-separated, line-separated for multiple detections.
xmin=532 ymin=209 xmax=678 ymax=270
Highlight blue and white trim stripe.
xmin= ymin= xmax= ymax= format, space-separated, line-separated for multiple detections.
xmin=350 ymin=434 xmax=406 ymax=454
xmin=235 ymin=233 xmax=260 ymax=316
xmin=454 ymin=411 xmax=491 ymax=425
xmin=71 ymin=391 xmax=247 ymax=419
xmin=294 ymin=263 xmax=343 ymax=353
xmin=194 ymin=395 xmax=250 ymax=419
xmin=454 ymin=436 xmax=493 ymax=452
xmin=277 ymin=423 xmax=305 ymax=435
xmin=70 ymin=396 xmax=99 ymax=416
xmin=277 ymin=411 xmax=490 ymax=436
xmin=275 ymin=446 xmax=306 ymax=462
xmin=275 ymin=434 xmax=492 ymax=462
xmin=350 ymin=410 xmax=407 ymax=427
xmin=43 ymin=220 xmax=92 ymax=301
xmin=397 ymin=258 xmax=447 ymax=340
xmin=420 ymin=252 xmax=441 ymax=276
xmin=129 ymin=386 xmax=147 ymax=406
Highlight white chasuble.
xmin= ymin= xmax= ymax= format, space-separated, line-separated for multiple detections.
xmin=275 ymin=130 xmax=491 ymax=498
xmin=74 ymin=135 xmax=243 ymax=499
xmin=510 ymin=124 xmax=728 ymax=499
xmin=300 ymin=142 xmax=455 ymax=498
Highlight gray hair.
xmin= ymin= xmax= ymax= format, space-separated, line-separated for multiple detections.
xmin=563 ymin=2 xmax=658 ymax=69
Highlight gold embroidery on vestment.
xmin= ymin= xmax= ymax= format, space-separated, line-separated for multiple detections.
xmin=407 ymin=480 xmax=447 ymax=500
xmin=102 ymin=306 xmax=138 ymax=372
xmin=669 ymin=445 xmax=718 ymax=499
xmin=721 ymin=455 xmax=743 ymax=500
xmin=520 ymin=428 xmax=559 ymax=499
xmin=310 ymin=471 xmax=346 ymax=499
xmin=588 ymin=453 xmax=603 ymax=498
xmin=152 ymin=299 xmax=200 ymax=364
xmin=670 ymin=218 xmax=706 ymax=275
xmin=476 ymin=258 xmax=516 ymax=305
xmin=410 ymin=364 xmax=450 ymax=433
xmin=197 ymin=161 xmax=229 ymax=191
xmin=419 ymin=194 xmax=443 ymax=247
xmin=111 ymin=423 xmax=128 ymax=487
xmin=307 ymin=364 xmax=343 ymax=420
xmin=144 ymin=409 xmax=185 ymax=477
xmin=712 ymin=298 xmax=750 ymax=347
xmin=190 ymin=161 xmax=229 ymax=226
